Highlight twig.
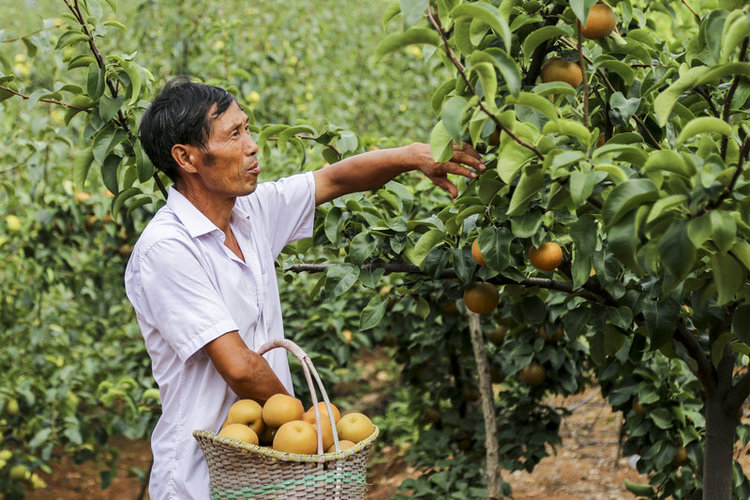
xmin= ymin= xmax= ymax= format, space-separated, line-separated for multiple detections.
xmin=695 ymin=87 xmax=720 ymax=118
xmin=577 ymin=21 xmax=590 ymax=130
xmin=691 ymin=137 xmax=750 ymax=218
xmin=1 ymin=28 xmax=43 ymax=43
xmin=62 ymin=0 xmax=168 ymax=199
xmin=674 ymin=322 xmax=714 ymax=395
xmin=523 ymin=3 xmax=566 ymax=87
xmin=428 ymin=7 xmax=544 ymax=161
xmin=466 ymin=311 xmax=503 ymax=499
xmin=0 ymin=151 xmax=36 ymax=175
xmin=560 ymin=37 xmax=662 ymax=150
xmin=0 ymin=83 xmax=92 ymax=111
xmin=721 ymin=38 xmax=748 ymax=160
xmin=681 ymin=0 xmax=701 ymax=24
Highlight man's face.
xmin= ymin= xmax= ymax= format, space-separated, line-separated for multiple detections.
xmin=193 ymin=100 xmax=260 ymax=198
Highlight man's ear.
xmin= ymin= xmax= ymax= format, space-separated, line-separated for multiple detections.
xmin=171 ymin=144 xmax=198 ymax=175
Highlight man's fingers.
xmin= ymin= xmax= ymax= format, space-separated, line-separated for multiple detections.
xmin=450 ymin=150 xmax=484 ymax=171
xmin=430 ymin=175 xmax=458 ymax=199
xmin=439 ymin=162 xmax=478 ymax=179
xmin=456 ymin=141 xmax=483 ymax=160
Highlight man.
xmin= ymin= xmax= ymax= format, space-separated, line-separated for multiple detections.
xmin=124 ymin=78 xmax=483 ymax=499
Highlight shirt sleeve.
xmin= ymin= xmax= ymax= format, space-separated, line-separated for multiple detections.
xmin=135 ymin=237 xmax=240 ymax=362
xmin=239 ymin=171 xmax=316 ymax=258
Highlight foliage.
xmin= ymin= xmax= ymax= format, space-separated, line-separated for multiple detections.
xmin=2 ymin=0 xmax=750 ymax=499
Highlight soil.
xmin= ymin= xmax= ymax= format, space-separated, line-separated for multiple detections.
xmin=24 ymin=355 xmax=750 ymax=499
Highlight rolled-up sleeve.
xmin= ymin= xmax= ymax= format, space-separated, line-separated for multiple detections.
xmin=136 ymin=238 xmax=239 ymax=362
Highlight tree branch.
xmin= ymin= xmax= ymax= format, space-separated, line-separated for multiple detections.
xmin=721 ymin=37 xmax=748 ymax=161
xmin=559 ymin=37 xmax=662 ymax=150
xmin=691 ymin=137 xmax=750 ymax=219
xmin=674 ymin=322 xmax=715 ymax=395
xmin=681 ymin=0 xmax=701 ymax=24
xmin=522 ymin=3 xmax=566 ymax=87
xmin=727 ymin=367 xmax=750 ymax=413
xmin=62 ymin=0 xmax=168 ymax=199
xmin=577 ymin=21 xmax=590 ymax=130
xmin=0 ymin=84 xmax=92 ymax=111
xmin=427 ymin=7 xmax=544 ymax=161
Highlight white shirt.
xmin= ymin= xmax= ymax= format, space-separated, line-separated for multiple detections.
xmin=124 ymin=172 xmax=315 ymax=500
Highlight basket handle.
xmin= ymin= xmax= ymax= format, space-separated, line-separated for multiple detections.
xmin=257 ymin=338 xmax=342 ymax=458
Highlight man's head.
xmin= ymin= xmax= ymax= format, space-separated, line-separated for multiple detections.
xmin=139 ymin=78 xmax=237 ymax=183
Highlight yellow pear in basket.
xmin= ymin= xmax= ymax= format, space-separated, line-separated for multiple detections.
xmin=327 ymin=440 xmax=356 ymax=453
xmin=219 ymin=424 xmax=259 ymax=445
xmin=303 ymin=401 xmax=341 ymax=424
xmin=225 ymin=399 xmax=265 ymax=435
xmin=272 ymin=420 xmax=317 ymax=454
xmin=336 ymin=413 xmax=374 ymax=444
xmin=262 ymin=394 xmax=304 ymax=428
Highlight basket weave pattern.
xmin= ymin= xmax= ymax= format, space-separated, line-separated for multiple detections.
xmin=193 ymin=339 xmax=379 ymax=499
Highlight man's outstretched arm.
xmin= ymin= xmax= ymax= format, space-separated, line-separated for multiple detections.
xmin=312 ymin=142 xmax=484 ymax=205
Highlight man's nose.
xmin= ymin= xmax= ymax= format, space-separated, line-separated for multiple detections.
xmin=246 ymin=134 xmax=258 ymax=156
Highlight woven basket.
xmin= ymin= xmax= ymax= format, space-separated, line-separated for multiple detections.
xmin=194 ymin=338 xmax=379 ymax=499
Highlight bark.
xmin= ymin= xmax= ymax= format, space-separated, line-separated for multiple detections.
xmin=703 ymin=390 xmax=736 ymax=500
xmin=467 ymin=311 xmax=503 ymax=499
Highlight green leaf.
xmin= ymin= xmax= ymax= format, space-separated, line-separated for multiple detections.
xmin=441 ymin=96 xmax=468 ymax=144
xmin=119 ymin=59 xmax=143 ymax=106
xmin=374 ymin=28 xmax=441 ymax=61
xmin=111 ymin=187 xmax=140 ymax=219
xmin=405 ymin=229 xmax=446 ymax=267
xmin=450 ymin=2 xmax=511 ymax=51
xmin=506 ymin=92 xmax=557 ymax=121
xmin=730 ymin=240 xmax=750 ymax=272
xmin=675 ymin=117 xmax=734 ymax=147
xmin=360 ymin=295 xmax=389 ymax=331
xmin=646 ymin=194 xmax=687 ymax=225
xmin=100 ymin=153 xmax=120 ymax=194
xmin=324 ymin=207 xmax=344 ymax=245
xmin=324 ymin=264 xmax=360 ymax=299
xmin=507 ymin=165 xmax=544 ymax=216
xmin=658 ymin=221 xmax=696 ymax=280
xmin=642 ymin=298 xmax=680 ymax=350
xmin=472 ymin=62 xmax=497 ymax=104
xmin=521 ymin=26 xmax=570 ymax=57
xmin=687 ymin=213 xmax=712 ymax=248
xmin=92 ymin=125 xmax=128 ymax=164
xmin=595 ymin=57 xmax=636 ymax=86
xmin=348 ymin=232 xmax=376 ymax=266
xmin=383 ymin=1 xmax=401 ymax=27
xmin=135 ymin=142 xmax=154 ymax=183
xmin=86 ymin=63 xmax=105 ymax=99
xmin=608 ymin=208 xmax=644 ymax=273
xmin=602 ymin=179 xmax=658 ymax=228
xmin=542 ymin=119 xmax=591 ymax=145
xmin=478 ymin=226 xmax=512 ymax=271
xmin=485 ymin=48 xmax=521 ymax=98
xmin=400 ymin=0 xmax=428 ymax=26
xmin=98 ymin=94 xmax=125 ymax=122
xmin=569 ymin=170 xmax=597 ymax=207
xmin=712 ymin=253 xmax=745 ymax=305
xmin=430 ymin=121 xmax=454 ymax=162
xmin=711 ymin=210 xmax=737 ymax=253
xmin=711 ymin=332 xmax=733 ymax=367
xmin=721 ymin=10 xmax=750 ymax=62
xmin=55 ymin=30 xmax=89 ymax=50
xmin=654 ymin=63 xmax=750 ymax=125
xmin=73 ymin=146 xmax=95 ymax=190
xmin=431 ymin=79 xmax=456 ymax=114
xmin=641 ymin=149 xmax=695 ymax=178
xmin=570 ymin=0 xmax=600 ymax=25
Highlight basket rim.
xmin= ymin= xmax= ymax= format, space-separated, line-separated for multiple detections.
xmin=193 ymin=425 xmax=379 ymax=463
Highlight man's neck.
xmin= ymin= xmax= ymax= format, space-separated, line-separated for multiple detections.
xmin=175 ymin=183 xmax=235 ymax=233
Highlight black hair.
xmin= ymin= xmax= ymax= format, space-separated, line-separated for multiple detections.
xmin=138 ymin=77 xmax=237 ymax=183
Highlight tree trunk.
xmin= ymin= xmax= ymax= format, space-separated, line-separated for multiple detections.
xmin=703 ymin=390 xmax=737 ymax=500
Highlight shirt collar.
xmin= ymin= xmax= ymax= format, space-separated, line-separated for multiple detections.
xmin=166 ymin=185 xmax=221 ymax=238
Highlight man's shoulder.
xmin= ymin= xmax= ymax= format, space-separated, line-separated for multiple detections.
xmin=136 ymin=206 xmax=191 ymax=252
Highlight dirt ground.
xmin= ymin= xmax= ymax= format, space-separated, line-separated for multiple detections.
xmin=27 ymin=388 xmax=667 ymax=500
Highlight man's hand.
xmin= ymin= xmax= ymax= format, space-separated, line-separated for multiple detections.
xmin=408 ymin=142 xmax=485 ymax=199
xmin=313 ymin=142 xmax=485 ymax=205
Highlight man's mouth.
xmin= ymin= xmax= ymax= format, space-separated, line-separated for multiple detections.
xmin=247 ymin=161 xmax=261 ymax=175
